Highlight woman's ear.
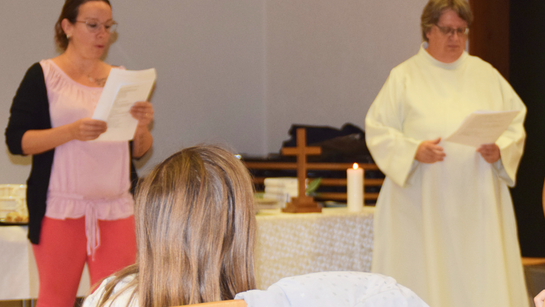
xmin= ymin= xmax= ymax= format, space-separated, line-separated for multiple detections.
xmin=61 ymin=18 xmax=73 ymax=38
xmin=425 ymin=29 xmax=431 ymax=41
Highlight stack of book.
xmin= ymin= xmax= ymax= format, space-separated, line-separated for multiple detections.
xmin=263 ymin=178 xmax=306 ymax=209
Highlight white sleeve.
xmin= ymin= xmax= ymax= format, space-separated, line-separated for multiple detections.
xmin=82 ymin=275 xmax=138 ymax=307
xmin=493 ymin=72 xmax=526 ymax=187
xmin=365 ymin=69 xmax=421 ymax=187
xmin=82 ymin=278 xmax=110 ymax=307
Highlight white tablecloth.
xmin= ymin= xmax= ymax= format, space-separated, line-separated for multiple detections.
xmin=0 ymin=207 xmax=374 ymax=299
xmin=255 ymin=207 xmax=374 ymax=289
xmin=0 ymin=226 xmax=90 ymax=300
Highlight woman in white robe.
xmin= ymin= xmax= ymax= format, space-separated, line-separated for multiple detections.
xmin=365 ymin=1 xmax=528 ymax=307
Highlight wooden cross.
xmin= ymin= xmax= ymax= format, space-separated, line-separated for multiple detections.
xmin=281 ymin=128 xmax=322 ymax=213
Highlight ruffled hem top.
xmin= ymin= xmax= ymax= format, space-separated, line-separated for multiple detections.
xmin=40 ymin=59 xmax=134 ymax=257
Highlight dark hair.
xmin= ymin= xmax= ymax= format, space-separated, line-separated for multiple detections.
xmin=54 ymin=0 xmax=112 ymax=50
xmin=420 ymin=0 xmax=473 ymax=42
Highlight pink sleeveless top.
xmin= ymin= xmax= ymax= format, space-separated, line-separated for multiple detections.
xmin=41 ymin=59 xmax=134 ymax=258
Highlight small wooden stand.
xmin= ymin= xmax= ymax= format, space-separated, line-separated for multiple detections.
xmin=281 ymin=128 xmax=322 ymax=213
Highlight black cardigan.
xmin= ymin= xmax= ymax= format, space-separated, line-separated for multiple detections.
xmin=5 ymin=63 xmax=138 ymax=244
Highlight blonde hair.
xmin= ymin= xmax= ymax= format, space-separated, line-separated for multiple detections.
xmin=420 ymin=0 xmax=473 ymax=42
xmin=96 ymin=145 xmax=256 ymax=307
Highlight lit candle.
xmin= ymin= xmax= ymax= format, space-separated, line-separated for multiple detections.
xmin=347 ymin=163 xmax=364 ymax=212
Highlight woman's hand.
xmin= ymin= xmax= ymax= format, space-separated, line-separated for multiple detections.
xmin=415 ymin=137 xmax=446 ymax=163
xmin=130 ymin=101 xmax=154 ymax=158
xmin=476 ymin=143 xmax=501 ymax=163
xmin=535 ymin=289 xmax=545 ymax=307
xmin=70 ymin=118 xmax=107 ymax=141
xmin=130 ymin=101 xmax=154 ymax=127
xmin=21 ymin=118 xmax=107 ymax=155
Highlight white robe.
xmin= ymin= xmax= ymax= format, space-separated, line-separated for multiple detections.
xmin=365 ymin=44 xmax=528 ymax=307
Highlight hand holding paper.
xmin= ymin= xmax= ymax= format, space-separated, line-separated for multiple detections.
xmin=130 ymin=101 xmax=154 ymax=127
xmin=476 ymin=143 xmax=501 ymax=163
xmin=415 ymin=137 xmax=446 ymax=163
xmin=70 ymin=118 xmax=108 ymax=141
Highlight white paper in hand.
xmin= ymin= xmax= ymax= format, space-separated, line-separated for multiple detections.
xmin=445 ymin=110 xmax=520 ymax=147
xmin=92 ymin=68 xmax=156 ymax=141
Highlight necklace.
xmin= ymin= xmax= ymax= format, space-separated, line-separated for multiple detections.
xmin=88 ymin=75 xmax=108 ymax=87
xmin=58 ymin=54 xmax=108 ymax=86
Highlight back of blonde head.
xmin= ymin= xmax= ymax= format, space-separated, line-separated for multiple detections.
xmin=97 ymin=145 xmax=256 ymax=307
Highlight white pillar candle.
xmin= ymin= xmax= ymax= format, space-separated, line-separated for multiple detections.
xmin=347 ymin=163 xmax=364 ymax=212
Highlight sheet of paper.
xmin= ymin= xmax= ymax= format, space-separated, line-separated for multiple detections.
xmin=92 ymin=68 xmax=156 ymax=141
xmin=445 ymin=110 xmax=520 ymax=147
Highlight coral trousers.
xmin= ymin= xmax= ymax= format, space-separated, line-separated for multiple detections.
xmin=32 ymin=216 xmax=136 ymax=307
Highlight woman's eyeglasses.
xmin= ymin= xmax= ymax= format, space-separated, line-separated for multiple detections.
xmin=76 ymin=19 xmax=118 ymax=34
xmin=435 ymin=25 xmax=469 ymax=37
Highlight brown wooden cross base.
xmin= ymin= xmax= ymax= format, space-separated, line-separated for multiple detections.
xmin=282 ymin=196 xmax=322 ymax=213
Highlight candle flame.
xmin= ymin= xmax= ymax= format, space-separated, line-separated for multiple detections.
xmin=353 ymin=163 xmax=359 ymax=170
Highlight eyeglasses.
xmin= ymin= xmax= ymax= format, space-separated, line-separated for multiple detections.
xmin=76 ymin=19 xmax=118 ymax=34
xmin=435 ymin=25 xmax=469 ymax=37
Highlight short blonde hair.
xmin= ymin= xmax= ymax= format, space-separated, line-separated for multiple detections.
xmin=420 ymin=0 xmax=473 ymax=42
xmin=96 ymin=145 xmax=257 ymax=307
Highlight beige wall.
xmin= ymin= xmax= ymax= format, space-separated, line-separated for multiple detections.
xmin=1 ymin=0 xmax=426 ymax=183
xmin=264 ymin=0 xmax=426 ymax=152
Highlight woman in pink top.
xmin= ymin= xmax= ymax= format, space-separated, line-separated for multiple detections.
xmin=5 ymin=1 xmax=153 ymax=306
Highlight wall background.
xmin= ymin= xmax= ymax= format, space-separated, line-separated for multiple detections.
xmin=1 ymin=0 xmax=426 ymax=183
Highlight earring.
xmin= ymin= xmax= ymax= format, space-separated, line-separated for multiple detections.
xmin=66 ymin=34 xmax=70 ymax=40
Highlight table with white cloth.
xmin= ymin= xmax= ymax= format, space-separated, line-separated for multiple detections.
xmin=255 ymin=207 xmax=374 ymax=289
xmin=0 ymin=225 xmax=90 ymax=301
xmin=0 ymin=207 xmax=374 ymax=300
